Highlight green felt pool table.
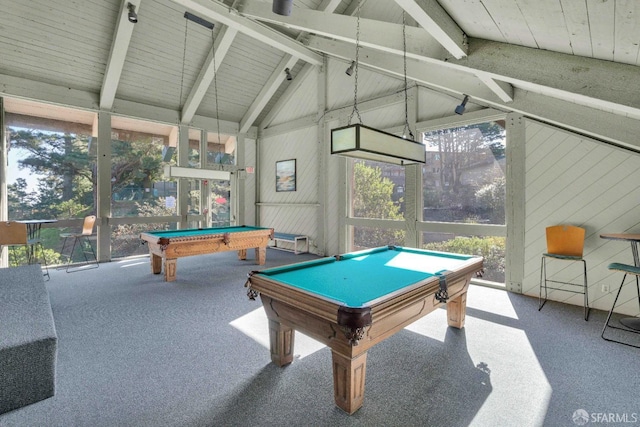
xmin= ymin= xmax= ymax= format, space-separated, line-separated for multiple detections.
xmin=140 ymin=226 xmax=273 ymax=282
xmin=246 ymin=245 xmax=483 ymax=414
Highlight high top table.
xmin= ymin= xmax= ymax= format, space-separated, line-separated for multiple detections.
xmin=18 ymin=219 xmax=57 ymax=264
xmin=599 ymin=233 xmax=640 ymax=331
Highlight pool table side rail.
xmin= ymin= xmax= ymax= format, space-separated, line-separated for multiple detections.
xmin=140 ymin=227 xmax=274 ymax=246
xmin=246 ymin=256 xmax=482 ymax=348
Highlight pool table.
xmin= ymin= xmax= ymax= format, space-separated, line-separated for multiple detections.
xmin=140 ymin=226 xmax=273 ymax=282
xmin=246 ymin=245 xmax=483 ymax=414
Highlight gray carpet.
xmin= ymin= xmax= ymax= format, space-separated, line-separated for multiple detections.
xmin=1 ymin=248 xmax=639 ymax=427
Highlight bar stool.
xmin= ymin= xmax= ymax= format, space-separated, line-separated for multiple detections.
xmin=601 ymin=262 xmax=640 ymax=348
xmin=539 ymin=225 xmax=589 ymax=320
xmin=58 ymin=215 xmax=99 ymax=273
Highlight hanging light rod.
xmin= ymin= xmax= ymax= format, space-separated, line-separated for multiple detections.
xmin=184 ymin=11 xmax=215 ymax=30
xmin=331 ymin=124 xmax=426 ymax=166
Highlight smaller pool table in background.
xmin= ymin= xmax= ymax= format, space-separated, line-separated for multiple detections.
xmin=246 ymin=245 xmax=483 ymax=414
xmin=140 ymin=226 xmax=274 ymax=282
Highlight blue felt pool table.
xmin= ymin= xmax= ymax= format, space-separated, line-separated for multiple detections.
xmin=140 ymin=226 xmax=273 ymax=282
xmin=246 ymin=245 xmax=483 ymax=414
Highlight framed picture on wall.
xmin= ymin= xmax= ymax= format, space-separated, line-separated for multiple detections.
xmin=276 ymin=159 xmax=296 ymax=192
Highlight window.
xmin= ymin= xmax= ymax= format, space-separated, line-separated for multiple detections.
xmin=350 ymin=159 xmax=406 ymax=249
xmin=422 ymin=121 xmax=506 ymax=283
xmin=423 ymin=122 xmax=506 ymax=225
xmin=5 ymin=99 xmax=97 ymax=266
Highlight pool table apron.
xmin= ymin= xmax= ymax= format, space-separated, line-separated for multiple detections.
xmin=143 ymin=232 xmax=271 ymax=282
xmin=247 ymin=263 xmax=477 ymax=414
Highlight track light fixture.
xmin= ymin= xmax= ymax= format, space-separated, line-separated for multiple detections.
xmin=284 ymin=68 xmax=292 ymax=81
xmin=455 ymin=95 xmax=469 ymax=115
xmin=272 ymin=0 xmax=293 ymax=16
xmin=127 ymin=3 xmax=138 ymax=23
xmin=345 ymin=60 xmax=356 ymax=76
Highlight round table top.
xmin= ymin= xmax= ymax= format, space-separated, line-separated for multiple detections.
xmin=18 ymin=219 xmax=58 ymax=224
xmin=600 ymin=233 xmax=640 ymax=242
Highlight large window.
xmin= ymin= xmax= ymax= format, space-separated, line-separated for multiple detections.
xmin=5 ymin=100 xmax=98 ymax=266
xmin=110 ymin=116 xmax=178 ymax=258
xmin=422 ymin=121 xmax=506 ymax=283
xmin=350 ymin=160 xmax=405 ymax=249
xmin=422 ymin=122 xmax=505 ymax=224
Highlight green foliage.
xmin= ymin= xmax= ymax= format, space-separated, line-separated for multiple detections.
xmin=352 ymin=161 xmax=405 ymax=248
xmin=423 ymin=235 xmax=505 ymax=282
xmin=111 ymin=199 xmax=176 ymax=258
xmin=475 ymin=176 xmax=506 ymax=224
xmin=6 ymin=246 xmax=62 ymax=268
xmin=352 ymin=162 xmax=403 ymax=220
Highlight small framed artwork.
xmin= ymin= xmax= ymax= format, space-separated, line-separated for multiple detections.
xmin=276 ymin=159 xmax=296 ymax=192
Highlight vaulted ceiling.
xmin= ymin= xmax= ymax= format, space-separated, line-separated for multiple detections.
xmin=1 ymin=0 xmax=639 ymax=148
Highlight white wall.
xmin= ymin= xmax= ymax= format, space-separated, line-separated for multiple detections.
xmin=522 ymin=119 xmax=640 ymax=315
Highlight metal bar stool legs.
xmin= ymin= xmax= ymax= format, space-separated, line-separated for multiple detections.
xmin=58 ymin=235 xmax=98 ymax=273
xmin=539 ymin=256 xmax=590 ymax=321
xmin=601 ymin=263 xmax=640 ymax=348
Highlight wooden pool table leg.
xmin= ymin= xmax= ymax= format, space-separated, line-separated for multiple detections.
xmin=446 ymin=290 xmax=467 ymax=329
xmin=237 ymin=249 xmax=247 ymax=261
xmin=331 ymin=350 xmax=367 ymax=414
xmin=164 ymin=258 xmax=177 ymax=282
xmin=256 ymin=246 xmax=266 ymax=265
xmin=268 ymin=318 xmax=295 ymax=366
xmin=150 ymin=253 xmax=162 ymax=274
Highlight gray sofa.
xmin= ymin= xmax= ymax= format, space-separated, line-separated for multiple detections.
xmin=0 ymin=265 xmax=58 ymax=414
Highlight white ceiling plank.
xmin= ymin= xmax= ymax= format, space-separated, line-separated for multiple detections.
xmin=613 ymin=0 xmax=640 ymax=65
xmin=558 ymin=0 xmax=592 ymax=57
xmin=239 ymin=2 xmax=448 ymax=61
xmin=306 ymin=36 xmax=504 ymax=104
xmin=260 ymin=64 xmax=317 ymax=129
xmin=514 ymin=0 xmax=572 ymax=53
xmin=181 ymin=26 xmax=238 ymax=123
xmin=239 ymin=55 xmax=299 ymax=134
xmin=393 ymin=0 xmax=467 ymax=59
xmin=317 ymin=0 xmax=343 ymax=12
xmin=343 ymin=0 xmax=369 ymax=16
xmin=246 ymin=0 xmax=343 ymax=131
xmin=586 ymin=0 xmax=615 ymax=61
xmin=169 ymin=0 xmax=323 ymax=65
xmin=100 ymin=0 xmax=140 ymax=110
xmin=478 ymin=0 xmax=538 ymax=48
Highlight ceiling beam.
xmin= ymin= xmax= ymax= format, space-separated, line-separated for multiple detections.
xmin=448 ymin=38 xmax=640 ymax=118
xmin=169 ymin=0 xmax=323 ymax=65
xmin=181 ymin=26 xmax=238 ymax=123
xmin=305 ymin=36 xmax=505 ymax=104
xmin=393 ymin=0 xmax=467 ymax=59
xmin=101 ymin=0 xmax=141 ymax=110
xmin=491 ymin=89 xmax=640 ymax=152
xmin=238 ymin=2 xmax=448 ymax=62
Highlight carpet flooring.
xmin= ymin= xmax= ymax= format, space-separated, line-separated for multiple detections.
xmin=1 ymin=248 xmax=639 ymax=427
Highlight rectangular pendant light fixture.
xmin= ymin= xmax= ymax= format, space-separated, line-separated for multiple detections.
xmin=331 ymin=124 xmax=425 ymax=165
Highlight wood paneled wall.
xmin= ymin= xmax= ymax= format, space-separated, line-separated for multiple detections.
xmin=523 ymin=119 xmax=640 ymax=315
